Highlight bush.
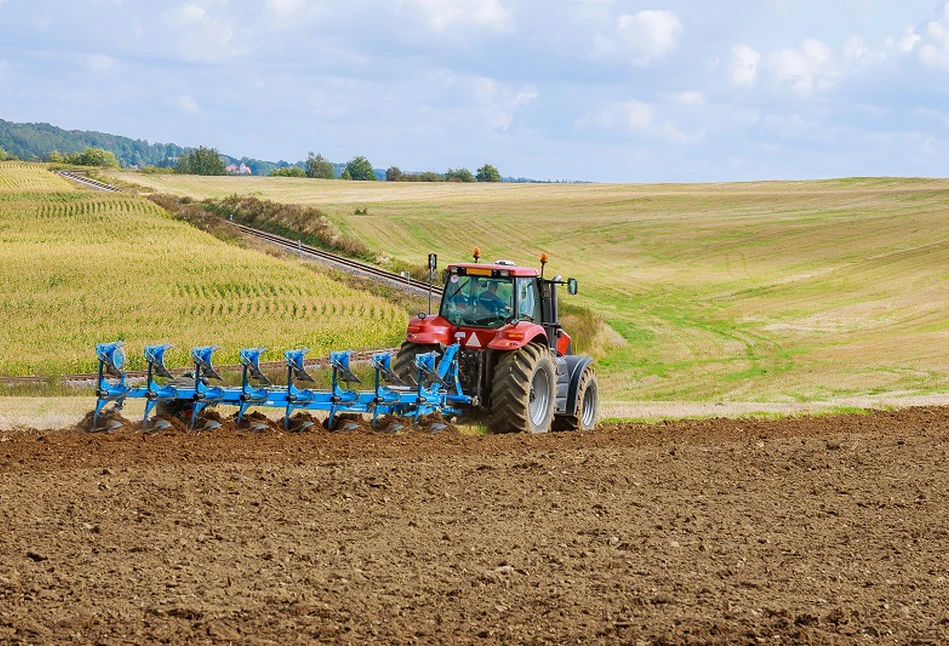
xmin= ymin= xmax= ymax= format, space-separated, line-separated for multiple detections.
xmin=206 ymin=195 xmax=373 ymax=260
xmin=445 ymin=168 xmax=475 ymax=182
xmin=270 ymin=166 xmax=306 ymax=177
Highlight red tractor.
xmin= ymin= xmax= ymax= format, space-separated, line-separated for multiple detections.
xmin=395 ymin=250 xmax=598 ymax=433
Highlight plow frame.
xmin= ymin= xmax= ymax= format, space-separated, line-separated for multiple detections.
xmin=92 ymin=342 xmax=471 ymax=431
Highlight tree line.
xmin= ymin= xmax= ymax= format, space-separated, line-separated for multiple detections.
xmin=268 ymin=151 xmax=501 ymax=182
xmin=0 ymin=119 xmax=508 ymax=181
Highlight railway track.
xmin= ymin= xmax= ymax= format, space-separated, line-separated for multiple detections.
xmin=234 ymin=224 xmax=443 ymax=299
xmin=57 ymin=170 xmax=122 ymax=192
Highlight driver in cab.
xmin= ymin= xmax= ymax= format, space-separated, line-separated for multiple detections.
xmin=477 ymin=281 xmax=508 ymax=314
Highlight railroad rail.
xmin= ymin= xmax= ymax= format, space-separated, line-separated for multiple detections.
xmin=58 ymin=170 xmax=122 ymax=192
xmin=233 ymin=224 xmax=444 ymax=299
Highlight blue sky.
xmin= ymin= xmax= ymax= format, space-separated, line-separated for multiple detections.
xmin=1 ymin=0 xmax=948 ymax=182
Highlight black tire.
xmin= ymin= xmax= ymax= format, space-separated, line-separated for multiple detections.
xmin=552 ymin=367 xmax=599 ymax=431
xmin=489 ymin=344 xmax=556 ymax=433
xmin=155 ymin=376 xmax=195 ymax=419
xmin=393 ymin=341 xmax=440 ymax=387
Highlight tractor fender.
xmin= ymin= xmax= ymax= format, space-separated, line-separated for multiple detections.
xmin=487 ymin=322 xmax=547 ymax=351
xmin=562 ymin=354 xmax=594 ymax=416
xmin=406 ymin=315 xmax=454 ymax=346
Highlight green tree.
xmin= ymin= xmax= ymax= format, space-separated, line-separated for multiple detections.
xmin=476 ymin=163 xmax=501 ymax=182
xmin=445 ymin=167 xmax=475 ymax=182
xmin=0 ymin=145 xmax=6 ymax=161
xmin=305 ymin=151 xmax=334 ymax=179
xmin=344 ymin=155 xmax=376 ymax=181
xmin=63 ymin=147 xmax=119 ymax=167
xmin=177 ymin=146 xmax=226 ymax=175
xmin=339 ymin=168 xmax=353 ymax=180
xmin=385 ymin=166 xmax=403 ymax=182
xmin=270 ymin=166 xmax=306 ymax=177
xmin=79 ymin=147 xmax=120 ymax=167
xmin=419 ymin=171 xmax=442 ymax=182
xmin=47 ymin=150 xmax=64 ymax=163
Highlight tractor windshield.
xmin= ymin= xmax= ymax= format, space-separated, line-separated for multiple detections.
xmin=440 ymin=275 xmax=514 ymax=327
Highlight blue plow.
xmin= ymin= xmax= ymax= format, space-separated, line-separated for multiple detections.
xmin=92 ymin=342 xmax=470 ymax=432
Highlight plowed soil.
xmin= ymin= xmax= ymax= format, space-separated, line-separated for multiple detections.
xmin=2 ymin=407 xmax=949 ymax=644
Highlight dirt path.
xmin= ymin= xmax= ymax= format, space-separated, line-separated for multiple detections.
xmin=2 ymin=408 xmax=949 ymax=643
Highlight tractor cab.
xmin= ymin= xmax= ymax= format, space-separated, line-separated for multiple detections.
xmin=441 ymin=264 xmax=538 ymax=328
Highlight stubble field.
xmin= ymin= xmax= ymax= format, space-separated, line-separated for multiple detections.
xmin=110 ymin=171 xmax=949 ymax=408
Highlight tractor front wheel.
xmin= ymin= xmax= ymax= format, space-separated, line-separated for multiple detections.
xmin=489 ymin=344 xmax=556 ymax=433
xmin=552 ymin=366 xmax=599 ymax=431
xmin=394 ymin=341 xmax=440 ymax=386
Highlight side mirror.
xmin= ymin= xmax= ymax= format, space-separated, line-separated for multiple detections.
xmin=567 ymin=278 xmax=578 ymax=295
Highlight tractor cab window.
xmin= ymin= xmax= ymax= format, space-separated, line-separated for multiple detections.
xmin=516 ymin=277 xmax=541 ymax=322
xmin=441 ymin=275 xmax=513 ymax=327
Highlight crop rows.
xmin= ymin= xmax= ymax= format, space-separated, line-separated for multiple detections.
xmin=0 ymin=161 xmax=77 ymax=193
xmin=0 ymin=165 xmax=404 ymax=376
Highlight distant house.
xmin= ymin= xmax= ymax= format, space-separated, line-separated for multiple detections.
xmin=226 ymin=163 xmax=252 ymax=175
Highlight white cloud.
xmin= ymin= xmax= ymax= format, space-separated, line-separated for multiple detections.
xmin=592 ymin=9 xmax=682 ymax=66
xmin=79 ymin=53 xmax=119 ymax=75
xmin=264 ymin=0 xmax=327 ymax=26
xmin=266 ymin=0 xmax=306 ymax=18
xmin=160 ymin=3 xmax=242 ymax=64
xmin=170 ymin=3 xmax=206 ymax=24
xmin=574 ymin=100 xmax=701 ymax=143
xmin=729 ymin=44 xmax=760 ymax=87
xmin=398 ymin=0 xmax=511 ymax=33
xmin=843 ymin=35 xmax=884 ymax=66
xmin=671 ymin=90 xmax=705 ymax=105
xmin=919 ymin=3 xmax=949 ymax=69
xmin=914 ymin=107 xmax=949 ymax=127
xmin=472 ymin=77 xmax=537 ymax=130
xmin=769 ymin=38 xmax=836 ymax=94
xmin=172 ymin=94 xmax=201 ymax=114
xmin=900 ymin=27 xmax=921 ymax=54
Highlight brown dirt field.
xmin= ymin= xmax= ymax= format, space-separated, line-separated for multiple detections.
xmin=1 ymin=408 xmax=949 ymax=644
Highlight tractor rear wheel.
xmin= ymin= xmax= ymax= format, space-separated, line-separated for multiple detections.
xmin=394 ymin=342 xmax=440 ymax=386
xmin=552 ymin=366 xmax=599 ymax=431
xmin=489 ymin=344 xmax=556 ymax=433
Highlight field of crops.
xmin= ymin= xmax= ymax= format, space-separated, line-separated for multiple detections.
xmin=0 ymin=162 xmax=404 ymax=376
xmin=111 ymin=171 xmax=949 ymax=406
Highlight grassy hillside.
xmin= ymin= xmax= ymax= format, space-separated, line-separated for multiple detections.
xmin=0 ymin=162 xmax=404 ymax=376
xmin=110 ymin=171 xmax=949 ymax=404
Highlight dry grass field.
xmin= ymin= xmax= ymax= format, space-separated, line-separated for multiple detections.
xmin=0 ymin=163 xmax=404 ymax=376
xmin=110 ymin=171 xmax=949 ymax=406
